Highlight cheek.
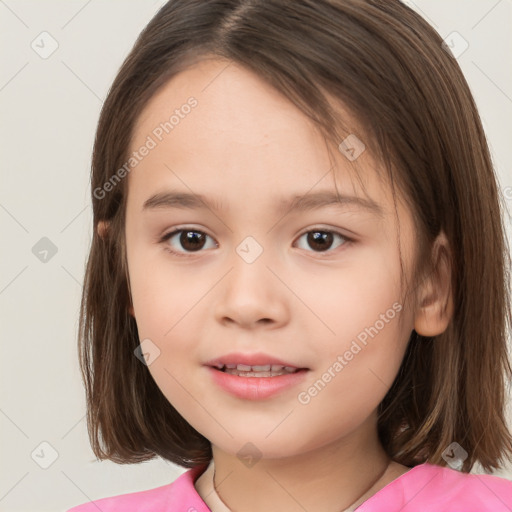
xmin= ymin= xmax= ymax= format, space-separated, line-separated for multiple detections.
xmin=297 ymin=247 xmax=409 ymax=397
xmin=296 ymin=311 xmax=409 ymax=439
xmin=128 ymin=262 xmax=204 ymax=410
xmin=297 ymin=247 xmax=404 ymax=348
xmin=128 ymin=248 xmax=205 ymax=339
xmin=127 ymin=250 xmax=213 ymax=399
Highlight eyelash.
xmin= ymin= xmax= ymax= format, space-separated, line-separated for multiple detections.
xmin=158 ymin=227 xmax=353 ymax=258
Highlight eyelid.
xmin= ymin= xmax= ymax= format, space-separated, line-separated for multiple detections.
xmin=158 ymin=225 xmax=354 ymax=258
xmin=293 ymin=226 xmax=353 ymax=254
xmin=158 ymin=226 xmax=218 ymax=257
xmin=159 ymin=225 xmax=215 ymax=242
xmin=295 ymin=224 xmax=354 ymax=240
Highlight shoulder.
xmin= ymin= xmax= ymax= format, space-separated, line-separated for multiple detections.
xmin=395 ymin=462 xmax=512 ymax=512
xmin=65 ymin=464 xmax=210 ymax=512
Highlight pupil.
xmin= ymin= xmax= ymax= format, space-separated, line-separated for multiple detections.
xmin=181 ymin=231 xmax=205 ymax=251
xmin=308 ymin=231 xmax=332 ymax=251
xmin=178 ymin=231 xmax=333 ymax=252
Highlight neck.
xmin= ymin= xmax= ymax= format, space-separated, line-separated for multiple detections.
xmin=204 ymin=414 xmax=395 ymax=512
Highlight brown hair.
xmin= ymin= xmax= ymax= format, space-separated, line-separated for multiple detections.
xmin=79 ymin=0 xmax=512 ymax=472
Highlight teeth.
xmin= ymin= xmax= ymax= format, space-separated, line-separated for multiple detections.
xmin=225 ymin=369 xmax=289 ymax=377
xmin=213 ymin=363 xmax=300 ymax=374
xmin=219 ymin=364 xmax=299 ymax=377
xmin=252 ymin=365 xmax=271 ymax=371
xmin=234 ymin=363 xmax=296 ymax=372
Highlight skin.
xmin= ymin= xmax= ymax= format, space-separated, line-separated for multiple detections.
xmin=108 ymin=57 xmax=453 ymax=511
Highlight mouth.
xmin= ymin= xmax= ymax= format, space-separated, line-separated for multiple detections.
xmin=210 ymin=363 xmax=308 ymax=377
xmin=207 ymin=362 xmax=310 ymax=400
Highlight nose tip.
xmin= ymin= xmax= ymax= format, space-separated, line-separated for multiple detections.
xmin=221 ymin=305 xmax=278 ymax=329
xmin=214 ymin=252 xmax=289 ymax=329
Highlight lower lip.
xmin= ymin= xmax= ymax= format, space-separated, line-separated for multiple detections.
xmin=207 ymin=367 xmax=309 ymax=400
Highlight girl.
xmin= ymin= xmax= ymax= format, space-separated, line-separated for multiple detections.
xmin=67 ymin=0 xmax=512 ymax=510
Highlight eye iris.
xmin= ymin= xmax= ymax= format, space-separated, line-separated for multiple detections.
xmin=308 ymin=231 xmax=333 ymax=251
xmin=181 ymin=231 xmax=206 ymax=251
xmin=173 ymin=230 xmax=339 ymax=253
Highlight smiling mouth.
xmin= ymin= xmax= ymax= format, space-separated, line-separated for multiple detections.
xmin=212 ymin=363 xmax=307 ymax=377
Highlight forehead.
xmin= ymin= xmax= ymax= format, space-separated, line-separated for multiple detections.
xmin=132 ymin=58 xmax=330 ymax=158
xmin=127 ymin=57 xmax=392 ymax=213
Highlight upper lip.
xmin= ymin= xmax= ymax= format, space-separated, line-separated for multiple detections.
xmin=204 ymin=352 xmax=307 ymax=369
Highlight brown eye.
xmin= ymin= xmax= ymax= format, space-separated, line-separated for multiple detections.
xmin=295 ymin=229 xmax=348 ymax=253
xmin=162 ymin=229 xmax=216 ymax=255
xmin=180 ymin=230 xmax=207 ymax=251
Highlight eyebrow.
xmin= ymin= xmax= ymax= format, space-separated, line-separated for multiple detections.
xmin=142 ymin=190 xmax=384 ymax=217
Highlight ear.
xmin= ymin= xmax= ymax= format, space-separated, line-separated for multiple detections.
xmin=414 ymin=231 xmax=454 ymax=337
xmin=97 ymin=220 xmax=110 ymax=239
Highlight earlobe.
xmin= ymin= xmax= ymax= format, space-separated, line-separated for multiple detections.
xmin=414 ymin=231 xmax=454 ymax=337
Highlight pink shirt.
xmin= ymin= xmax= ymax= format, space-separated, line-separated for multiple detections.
xmin=66 ymin=461 xmax=512 ymax=511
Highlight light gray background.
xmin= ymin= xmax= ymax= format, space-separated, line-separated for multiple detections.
xmin=0 ymin=1 xmax=511 ymax=511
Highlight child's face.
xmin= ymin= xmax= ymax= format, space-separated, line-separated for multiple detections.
xmin=124 ymin=58 xmax=418 ymax=458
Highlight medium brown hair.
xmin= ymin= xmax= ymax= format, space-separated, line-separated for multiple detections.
xmin=79 ymin=0 xmax=512 ymax=472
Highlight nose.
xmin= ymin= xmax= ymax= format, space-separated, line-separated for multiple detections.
xmin=214 ymin=248 xmax=290 ymax=330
